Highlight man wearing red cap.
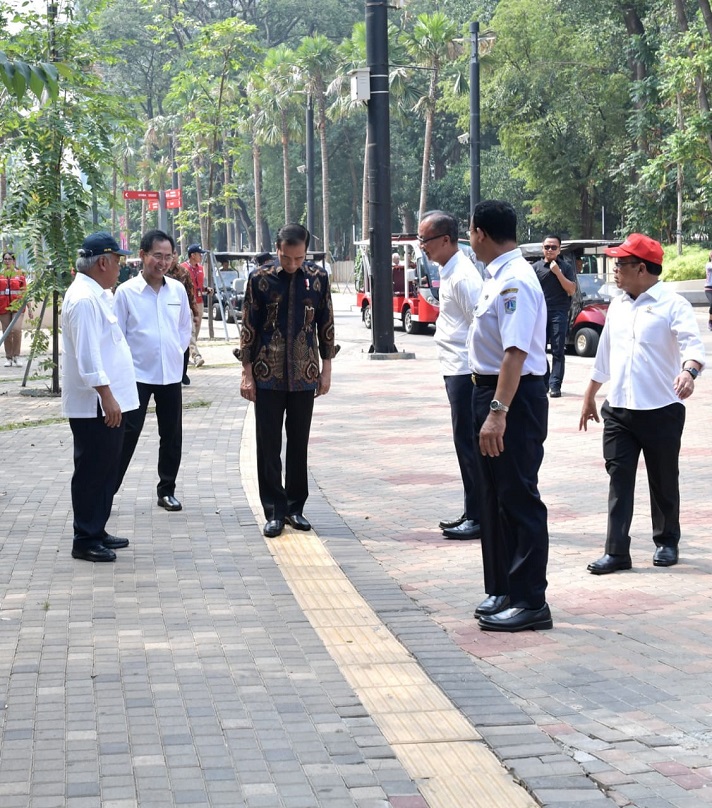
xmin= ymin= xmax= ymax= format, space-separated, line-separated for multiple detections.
xmin=579 ymin=233 xmax=705 ymax=574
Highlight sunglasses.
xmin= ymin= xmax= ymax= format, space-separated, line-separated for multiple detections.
xmin=542 ymin=245 xmax=560 ymax=251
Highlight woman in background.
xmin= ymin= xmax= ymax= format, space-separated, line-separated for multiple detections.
xmin=0 ymin=252 xmax=28 ymax=367
xmin=705 ymin=250 xmax=712 ymax=332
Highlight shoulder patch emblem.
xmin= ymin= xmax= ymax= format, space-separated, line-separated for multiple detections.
xmin=503 ymin=297 xmax=517 ymax=314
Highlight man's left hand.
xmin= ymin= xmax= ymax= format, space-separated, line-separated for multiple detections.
xmin=316 ymin=365 xmax=331 ymax=397
xmin=479 ymin=412 xmax=506 ymax=457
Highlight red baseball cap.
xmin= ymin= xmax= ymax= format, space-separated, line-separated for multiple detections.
xmin=604 ymin=233 xmax=663 ymax=265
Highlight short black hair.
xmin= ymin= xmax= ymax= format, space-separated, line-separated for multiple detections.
xmin=421 ymin=210 xmax=459 ymax=242
xmin=276 ymin=223 xmax=310 ymax=250
xmin=542 ymin=234 xmax=561 ymax=245
xmin=471 ymin=200 xmax=517 ymax=244
xmin=643 ymin=260 xmax=662 ymax=276
xmin=2 ymin=251 xmax=15 ymax=260
xmin=140 ymin=229 xmax=175 ymax=253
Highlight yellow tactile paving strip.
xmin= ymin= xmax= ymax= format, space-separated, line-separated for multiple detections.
xmin=240 ymin=408 xmax=537 ymax=808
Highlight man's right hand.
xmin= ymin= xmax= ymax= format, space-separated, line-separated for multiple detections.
xmin=98 ymin=389 xmax=122 ymax=428
xmin=579 ymin=397 xmax=600 ymax=431
xmin=240 ymin=367 xmax=256 ymax=402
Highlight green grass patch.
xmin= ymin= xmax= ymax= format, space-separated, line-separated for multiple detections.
xmin=661 ymin=244 xmax=709 ymax=282
xmin=0 ymin=416 xmax=66 ymax=432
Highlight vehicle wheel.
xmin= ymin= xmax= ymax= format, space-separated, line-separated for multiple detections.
xmin=403 ymin=307 xmax=414 ymax=334
xmin=574 ymin=326 xmax=599 ymax=357
xmin=362 ymin=303 xmax=372 ymax=329
xmin=212 ymin=303 xmax=222 ymax=322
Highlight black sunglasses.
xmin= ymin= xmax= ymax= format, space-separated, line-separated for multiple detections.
xmin=542 ymin=245 xmax=560 ymax=250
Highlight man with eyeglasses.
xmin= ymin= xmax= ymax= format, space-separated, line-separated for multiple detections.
xmin=114 ymin=229 xmax=192 ymax=512
xmin=532 ymin=236 xmax=577 ymax=397
xmin=579 ymin=233 xmax=705 ymax=575
xmin=418 ymin=210 xmax=483 ymax=540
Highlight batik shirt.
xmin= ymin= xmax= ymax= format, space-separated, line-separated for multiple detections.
xmin=240 ymin=261 xmax=336 ymax=392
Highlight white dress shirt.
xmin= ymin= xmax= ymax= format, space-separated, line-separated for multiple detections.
xmin=469 ymin=247 xmax=548 ymax=376
xmin=61 ymin=273 xmax=138 ymax=418
xmin=113 ymin=273 xmax=192 ymax=385
xmin=434 ymin=250 xmax=483 ymax=376
xmin=591 ymin=281 xmax=705 ymax=410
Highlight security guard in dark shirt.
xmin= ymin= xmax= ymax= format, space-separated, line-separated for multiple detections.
xmin=239 ymin=223 xmax=336 ymax=538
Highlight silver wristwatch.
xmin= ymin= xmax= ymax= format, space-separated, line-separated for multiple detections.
xmin=489 ymin=399 xmax=509 ymax=413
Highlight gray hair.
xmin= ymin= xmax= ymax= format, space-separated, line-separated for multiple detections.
xmin=75 ymin=255 xmax=102 ymax=275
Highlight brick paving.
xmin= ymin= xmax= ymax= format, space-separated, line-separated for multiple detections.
xmin=1 ymin=296 xmax=712 ymax=807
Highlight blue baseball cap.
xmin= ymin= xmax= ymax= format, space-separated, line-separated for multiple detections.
xmin=79 ymin=232 xmax=131 ymax=257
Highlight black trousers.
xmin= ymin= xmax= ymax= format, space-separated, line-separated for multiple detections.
xmin=255 ymin=388 xmax=314 ymax=521
xmin=473 ymin=376 xmax=549 ymax=609
xmin=116 ymin=382 xmax=183 ymax=497
xmin=444 ymin=374 xmax=480 ymax=521
xmin=602 ymin=401 xmax=685 ymax=554
xmin=69 ymin=409 xmax=125 ymax=548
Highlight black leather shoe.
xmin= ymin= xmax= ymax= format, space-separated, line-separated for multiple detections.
xmin=549 ymin=388 xmax=561 ymax=398
xmin=182 ymin=374 xmax=191 ymax=385
xmin=101 ymin=534 xmax=130 ymax=550
xmin=587 ymin=553 xmax=632 ymax=575
xmin=653 ymin=545 xmax=678 ymax=567
xmin=475 ymin=594 xmax=510 ymax=617
xmin=286 ymin=513 xmax=311 ymax=531
xmin=157 ymin=495 xmax=182 ymax=511
xmin=478 ymin=604 xmax=553 ymax=632
xmin=438 ymin=514 xmax=466 ymax=530
xmin=442 ymin=520 xmax=481 ymax=540
xmin=72 ymin=543 xmax=117 ymax=562
xmin=264 ymin=519 xmax=285 ymax=538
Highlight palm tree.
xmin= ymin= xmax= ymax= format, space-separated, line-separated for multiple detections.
xmin=296 ymin=35 xmax=338 ymax=257
xmin=403 ymin=12 xmax=460 ymax=219
xmin=260 ymin=46 xmax=303 ymax=223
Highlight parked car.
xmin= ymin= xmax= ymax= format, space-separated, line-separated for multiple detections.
xmin=520 ymin=239 xmax=621 ymax=357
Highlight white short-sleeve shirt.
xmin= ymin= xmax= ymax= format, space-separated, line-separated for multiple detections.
xmin=469 ymin=247 xmax=548 ymax=376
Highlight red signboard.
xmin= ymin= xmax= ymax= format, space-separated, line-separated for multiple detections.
xmin=147 ymin=195 xmax=182 ymax=211
xmin=123 ymin=190 xmax=160 ymax=200
xmin=165 ymin=188 xmax=182 ymax=201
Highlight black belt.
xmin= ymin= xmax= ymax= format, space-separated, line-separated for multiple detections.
xmin=472 ymin=373 xmax=545 ymax=388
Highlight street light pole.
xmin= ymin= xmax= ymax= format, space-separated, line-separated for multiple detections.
xmin=469 ymin=21 xmax=480 ymax=219
xmin=366 ymin=0 xmax=396 ymax=354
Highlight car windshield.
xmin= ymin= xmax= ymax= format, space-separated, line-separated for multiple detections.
xmin=216 ymin=269 xmax=239 ymax=288
xmin=577 ymin=274 xmax=610 ymax=300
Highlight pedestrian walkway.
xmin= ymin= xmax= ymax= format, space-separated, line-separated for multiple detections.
xmin=1 ymin=295 xmax=711 ymax=807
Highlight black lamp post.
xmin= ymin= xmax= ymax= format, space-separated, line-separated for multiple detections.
xmin=469 ymin=21 xmax=481 ymax=219
xmin=366 ymin=0 xmax=396 ymax=354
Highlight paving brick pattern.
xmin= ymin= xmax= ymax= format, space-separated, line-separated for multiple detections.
xmin=2 ymin=296 xmax=712 ymax=808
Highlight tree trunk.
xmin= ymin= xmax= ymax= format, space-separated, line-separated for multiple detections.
xmin=316 ymin=88 xmax=330 ymax=258
xmin=111 ymin=167 xmax=117 ymax=238
xmin=123 ymin=154 xmax=131 ymax=250
xmin=361 ymin=127 xmax=369 ymax=241
xmin=223 ymin=154 xmax=234 ymax=250
xmin=673 ymin=0 xmax=712 ymax=159
xmin=194 ymin=157 xmax=208 ymax=248
xmin=677 ymin=93 xmax=684 ymax=255
xmin=698 ymin=0 xmax=712 ymax=39
xmin=281 ymin=112 xmax=291 ymax=222
xmin=253 ymin=141 xmax=263 ymax=251
xmin=418 ymin=69 xmax=439 ymax=220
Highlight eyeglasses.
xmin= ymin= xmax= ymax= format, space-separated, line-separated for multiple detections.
xmin=3 ymin=256 xmax=14 ymax=261
xmin=146 ymin=252 xmax=173 ymax=263
xmin=417 ymin=233 xmax=447 ymax=245
xmin=613 ymin=260 xmax=641 ymax=270
xmin=542 ymin=245 xmax=560 ymax=251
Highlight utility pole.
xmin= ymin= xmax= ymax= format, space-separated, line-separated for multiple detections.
xmin=469 ymin=21 xmax=481 ymax=220
xmin=366 ymin=0 xmax=397 ymax=355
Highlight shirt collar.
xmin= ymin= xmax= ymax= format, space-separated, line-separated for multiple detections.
xmin=623 ymin=279 xmax=662 ymax=303
xmin=438 ymin=250 xmax=461 ymax=278
xmin=75 ymin=271 xmax=106 ymax=297
xmin=486 ymin=247 xmax=522 ymax=278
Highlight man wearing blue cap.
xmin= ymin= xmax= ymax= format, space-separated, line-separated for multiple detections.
xmin=181 ymin=244 xmax=207 ymax=367
xmin=62 ymin=232 xmax=138 ymax=562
